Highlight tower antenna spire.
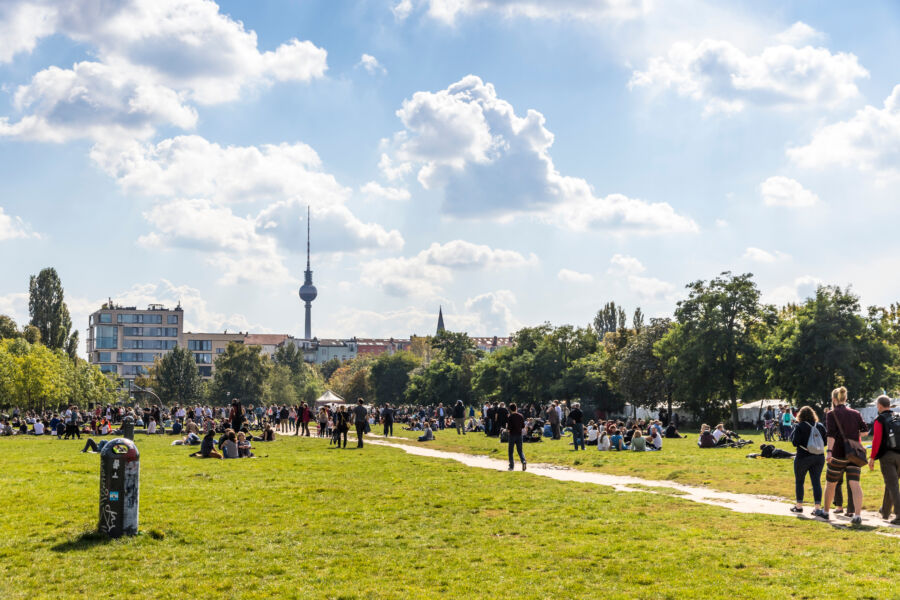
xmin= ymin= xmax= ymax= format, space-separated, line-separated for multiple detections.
xmin=299 ymin=205 xmax=318 ymax=339
xmin=306 ymin=205 xmax=311 ymax=270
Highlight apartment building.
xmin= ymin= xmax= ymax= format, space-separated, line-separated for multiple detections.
xmin=182 ymin=332 xmax=246 ymax=378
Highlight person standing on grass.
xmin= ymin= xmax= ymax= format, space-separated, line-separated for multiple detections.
xmin=299 ymin=403 xmax=312 ymax=437
xmin=382 ymin=403 xmax=395 ymax=437
xmin=546 ymin=402 xmax=561 ymax=440
xmin=335 ymin=406 xmax=349 ymax=448
xmin=353 ymin=399 xmax=368 ymax=448
xmin=789 ymin=406 xmax=827 ymax=515
xmin=507 ymin=403 xmax=526 ymax=471
xmin=868 ymin=395 xmax=900 ymax=524
xmin=453 ymin=400 xmax=466 ymax=435
xmin=570 ymin=403 xmax=585 ymax=450
xmin=822 ymin=387 xmax=867 ymax=524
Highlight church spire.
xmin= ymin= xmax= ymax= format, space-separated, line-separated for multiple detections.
xmin=436 ymin=305 xmax=445 ymax=334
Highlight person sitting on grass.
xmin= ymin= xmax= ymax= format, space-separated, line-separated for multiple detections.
xmin=648 ymin=426 xmax=663 ymax=451
xmin=664 ymin=422 xmax=685 ymax=439
xmin=698 ymin=424 xmax=716 ymax=448
xmin=597 ymin=429 xmax=611 ymax=451
xmin=418 ymin=421 xmax=434 ymax=442
xmin=190 ymin=430 xmax=222 ymax=459
xmin=1 ymin=420 xmax=13 ymax=436
xmin=609 ymin=428 xmax=626 ymax=451
xmin=631 ymin=429 xmax=647 ymax=451
xmin=586 ymin=421 xmax=599 ymax=446
xmin=221 ymin=430 xmax=239 ymax=459
xmin=237 ymin=431 xmax=254 ymax=457
xmin=262 ymin=424 xmax=275 ymax=442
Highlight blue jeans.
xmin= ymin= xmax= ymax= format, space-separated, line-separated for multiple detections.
xmin=572 ymin=423 xmax=585 ymax=450
xmin=508 ymin=434 xmax=525 ymax=468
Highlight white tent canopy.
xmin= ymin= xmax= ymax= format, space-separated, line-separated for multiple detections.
xmin=314 ymin=389 xmax=346 ymax=408
xmin=737 ymin=399 xmax=783 ymax=424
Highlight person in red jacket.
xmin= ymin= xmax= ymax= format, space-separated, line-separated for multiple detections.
xmin=868 ymin=395 xmax=900 ymax=524
xmin=298 ymin=403 xmax=312 ymax=437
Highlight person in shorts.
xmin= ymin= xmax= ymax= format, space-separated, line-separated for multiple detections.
xmin=822 ymin=386 xmax=868 ymax=524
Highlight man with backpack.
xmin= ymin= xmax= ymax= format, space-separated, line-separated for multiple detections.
xmin=868 ymin=395 xmax=900 ymax=524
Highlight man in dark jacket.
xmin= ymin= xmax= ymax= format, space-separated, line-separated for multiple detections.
xmin=352 ymin=399 xmax=369 ymax=448
xmin=486 ymin=403 xmax=497 ymax=437
xmin=546 ymin=403 xmax=560 ymax=440
xmin=452 ymin=400 xmax=466 ymax=435
xmin=381 ymin=404 xmax=395 ymax=437
xmin=507 ymin=403 xmax=526 ymax=471
xmin=569 ymin=402 xmax=585 ymax=450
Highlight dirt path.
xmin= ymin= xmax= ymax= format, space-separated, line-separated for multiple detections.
xmin=365 ymin=438 xmax=899 ymax=533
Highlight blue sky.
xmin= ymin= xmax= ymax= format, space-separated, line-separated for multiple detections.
xmin=1 ymin=0 xmax=899 ymax=352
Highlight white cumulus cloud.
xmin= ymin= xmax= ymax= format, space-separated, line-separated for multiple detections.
xmin=630 ymin=38 xmax=868 ymax=113
xmin=394 ymin=0 xmax=649 ymax=25
xmin=360 ymin=181 xmax=411 ymax=202
xmin=361 ymin=240 xmax=537 ymax=298
xmin=388 ymin=75 xmax=697 ymax=234
xmin=0 ymin=206 xmax=39 ymax=241
xmin=357 ymin=53 xmax=386 ymax=75
xmin=775 ymin=21 xmax=825 ymax=46
xmin=557 ymin=268 xmax=594 ymax=283
xmin=787 ymin=85 xmax=900 ymax=181
xmin=760 ymin=176 xmax=819 ymax=207
xmin=607 ymin=254 xmax=675 ymax=300
xmin=743 ymin=247 xmax=789 ymax=263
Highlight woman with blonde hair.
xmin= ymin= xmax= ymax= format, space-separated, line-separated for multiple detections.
xmin=822 ymin=386 xmax=868 ymax=524
xmin=789 ymin=406 xmax=827 ymax=515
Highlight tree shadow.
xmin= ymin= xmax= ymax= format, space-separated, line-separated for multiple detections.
xmin=51 ymin=530 xmax=114 ymax=552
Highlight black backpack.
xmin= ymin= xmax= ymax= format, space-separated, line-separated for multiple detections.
xmin=882 ymin=413 xmax=900 ymax=452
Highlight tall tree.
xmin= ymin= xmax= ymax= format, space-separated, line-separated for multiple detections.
xmin=28 ymin=268 xmax=76 ymax=356
xmin=663 ymin=272 xmax=766 ymax=428
xmin=369 ymin=351 xmax=420 ymax=405
xmin=210 ymin=342 xmax=269 ymax=405
xmin=632 ymin=307 xmax=645 ymax=333
xmin=154 ymin=346 xmax=202 ymax=406
xmin=618 ymin=318 xmax=673 ymax=416
xmin=593 ymin=302 xmax=626 ymax=337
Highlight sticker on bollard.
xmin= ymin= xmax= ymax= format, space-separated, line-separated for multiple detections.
xmin=99 ymin=437 xmax=140 ymax=537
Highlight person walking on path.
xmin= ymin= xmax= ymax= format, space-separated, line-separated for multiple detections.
xmin=353 ymin=399 xmax=368 ymax=448
xmin=570 ymin=403 xmax=585 ymax=450
xmin=453 ymin=400 xmax=466 ymax=435
xmin=382 ymin=404 xmax=395 ymax=437
xmin=507 ymin=403 xmax=526 ymax=471
xmin=789 ymin=406 xmax=827 ymax=515
xmin=868 ymin=395 xmax=900 ymax=523
xmin=822 ymin=387 xmax=868 ymax=524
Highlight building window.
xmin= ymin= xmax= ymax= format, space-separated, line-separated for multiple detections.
xmin=100 ymin=364 xmax=118 ymax=374
xmin=168 ymin=315 xmax=178 ymax=324
xmin=188 ymin=340 xmax=212 ymax=351
xmin=118 ymin=352 xmax=159 ymax=363
xmin=99 ymin=313 xmax=112 ymax=323
xmin=94 ymin=326 xmax=118 ymax=349
xmin=118 ymin=314 xmax=163 ymax=324
xmin=122 ymin=365 xmax=148 ymax=376
xmin=198 ymin=366 xmax=212 ymax=377
xmin=216 ymin=348 xmax=224 ymax=354
xmin=98 ymin=352 xmax=111 ymax=362
xmin=194 ymin=353 xmax=212 ymax=364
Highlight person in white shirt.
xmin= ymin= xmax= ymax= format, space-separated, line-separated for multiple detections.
xmin=586 ymin=423 xmax=599 ymax=445
xmin=711 ymin=425 xmax=726 ymax=443
xmin=597 ymin=430 xmax=611 ymax=451
xmin=33 ymin=420 xmax=44 ymax=435
xmin=147 ymin=418 xmax=157 ymax=435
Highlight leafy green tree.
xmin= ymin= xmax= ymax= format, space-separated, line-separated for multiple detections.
xmin=406 ymin=357 xmax=463 ymax=406
xmin=632 ymin=307 xmax=645 ymax=333
xmin=154 ymin=346 xmax=202 ymax=405
xmin=22 ymin=325 xmax=40 ymax=344
xmin=662 ymin=272 xmax=767 ymax=428
xmin=327 ymin=357 xmax=372 ymax=402
xmin=0 ymin=315 xmax=17 ymax=339
xmin=264 ymin=364 xmax=299 ymax=406
xmin=766 ymin=286 xmax=898 ymax=409
xmin=319 ymin=357 xmax=341 ymax=381
xmin=618 ymin=318 xmax=674 ymax=416
xmin=210 ymin=342 xmax=269 ymax=405
xmin=28 ymin=267 xmax=77 ymax=356
xmin=431 ymin=330 xmax=479 ymax=365
xmin=369 ymin=351 xmax=420 ymax=405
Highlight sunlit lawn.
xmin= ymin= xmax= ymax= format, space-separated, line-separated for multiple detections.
xmin=0 ymin=434 xmax=894 ymax=599
xmin=386 ymin=426 xmax=889 ymax=505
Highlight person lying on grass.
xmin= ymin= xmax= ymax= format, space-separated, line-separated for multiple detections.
xmin=190 ymin=430 xmax=222 ymax=459
xmin=172 ymin=432 xmax=201 ymax=446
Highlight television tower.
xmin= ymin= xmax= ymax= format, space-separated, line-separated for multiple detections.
xmin=298 ymin=206 xmax=317 ymax=340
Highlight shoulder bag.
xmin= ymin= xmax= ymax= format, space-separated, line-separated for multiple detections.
xmin=833 ymin=409 xmax=867 ymax=467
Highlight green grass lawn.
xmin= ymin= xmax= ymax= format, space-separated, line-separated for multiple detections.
xmin=386 ymin=427 xmax=889 ymax=507
xmin=0 ymin=434 xmax=895 ymax=599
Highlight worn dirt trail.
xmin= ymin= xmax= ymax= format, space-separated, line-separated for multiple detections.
xmin=364 ymin=438 xmax=899 ymax=533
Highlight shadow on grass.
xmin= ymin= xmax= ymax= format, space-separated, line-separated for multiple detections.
xmin=51 ymin=530 xmax=114 ymax=552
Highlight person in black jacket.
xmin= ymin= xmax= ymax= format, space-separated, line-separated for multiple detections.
xmin=507 ymin=403 xmax=526 ymax=471
xmin=569 ymin=403 xmax=585 ymax=450
xmin=381 ymin=404 xmax=395 ymax=437
xmin=452 ymin=400 xmax=466 ymax=435
xmin=789 ymin=406 xmax=827 ymax=515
